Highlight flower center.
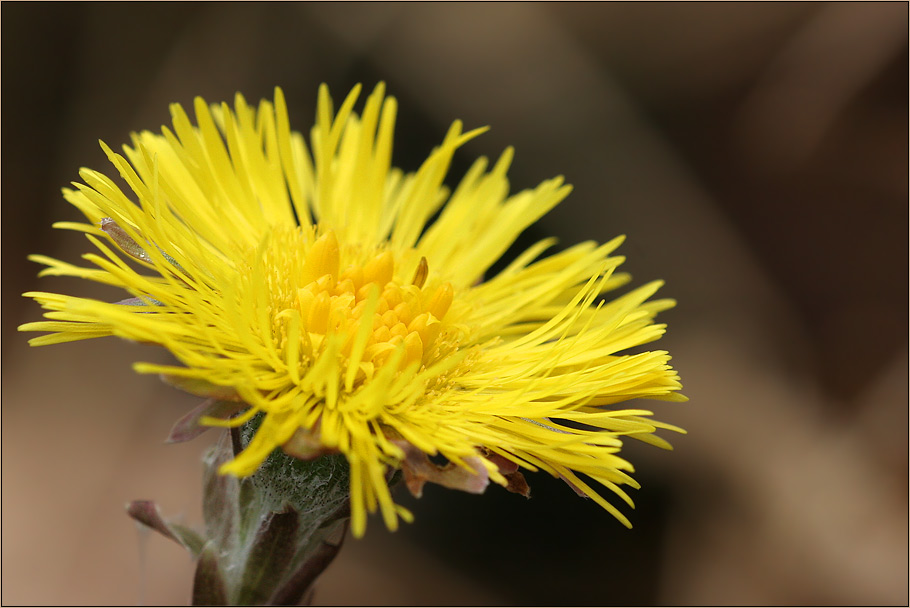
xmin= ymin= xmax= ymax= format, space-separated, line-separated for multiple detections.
xmin=258 ymin=228 xmax=457 ymax=386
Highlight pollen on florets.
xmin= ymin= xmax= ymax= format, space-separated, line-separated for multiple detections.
xmin=253 ymin=227 xmax=462 ymax=392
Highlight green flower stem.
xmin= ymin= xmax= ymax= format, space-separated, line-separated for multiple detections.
xmin=129 ymin=418 xmax=352 ymax=606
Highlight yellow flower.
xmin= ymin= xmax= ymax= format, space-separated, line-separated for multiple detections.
xmin=20 ymin=83 xmax=686 ymax=537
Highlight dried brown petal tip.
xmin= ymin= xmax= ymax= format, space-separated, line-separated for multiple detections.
xmin=560 ymin=473 xmax=588 ymax=498
xmin=393 ymin=440 xmax=489 ymax=498
xmin=101 ymin=217 xmax=152 ymax=263
xmin=504 ymin=471 xmax=531 ymax=498
xmin=484 ymin=451 xmax=520 ymax=475
xmin=116 ymin=296 xmax=164 ymax=307
xmin=481 ymin=451 xmax=530 ymax=497
xmin=166 ymin=398 xmax=246 ymax=444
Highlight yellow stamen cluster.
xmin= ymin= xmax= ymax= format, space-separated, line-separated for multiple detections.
xmin=279 ymin=229 xmax=454 ymax=380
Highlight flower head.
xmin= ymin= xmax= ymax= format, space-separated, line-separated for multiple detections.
xmin=21 ymin=83 xmax=685 ymax=536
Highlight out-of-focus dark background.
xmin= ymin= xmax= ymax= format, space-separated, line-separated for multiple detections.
xmin=2 ymin=3 xmax=907 ymax=605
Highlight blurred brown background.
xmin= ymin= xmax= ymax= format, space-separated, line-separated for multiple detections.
xmin=2 ymin=2 xmax=907 ymax=605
